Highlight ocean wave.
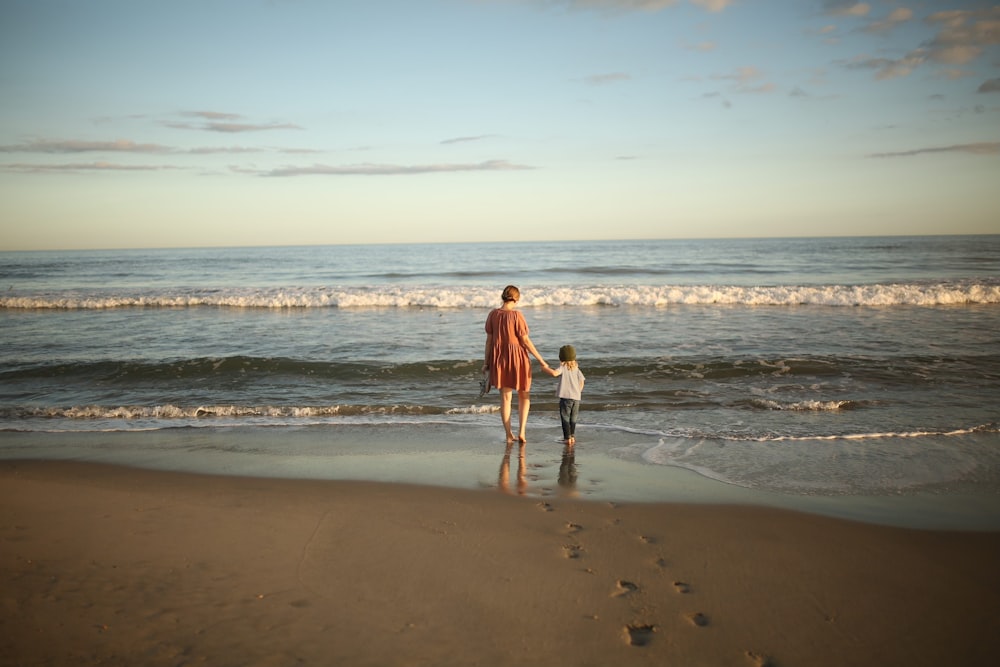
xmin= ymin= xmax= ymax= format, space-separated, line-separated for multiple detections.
xmin=632 ymin=424 xmax=1000 ymax=495
xmin=750 ymin=398 xmax=862 ymax=411
xmin=2 ymin=281 xmax=999 ymax=309
xmin=0 ymin=403 xmax=502 ymax=432
xmin=5 ymin=404 xmax=459 ymax=421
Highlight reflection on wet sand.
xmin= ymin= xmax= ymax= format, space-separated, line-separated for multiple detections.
xmin=558 ymin=443 xmax=578 ymax=497
xmin=498 ymin=442 xmax=527 ymax=495
xmin=497 ymin=442 xmax=579 ymax=497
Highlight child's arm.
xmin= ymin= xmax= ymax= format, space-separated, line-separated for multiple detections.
xmin=540 ymin=365 xmax=559 ymax=377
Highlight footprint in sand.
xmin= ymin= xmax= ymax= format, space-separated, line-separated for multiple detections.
xmin=623 ymin=623 xmax=656 ymax=646
xmin=565 ymin=522 xmax=583 ymax=534
xmin=537 ymin=502 xmax=555 ymax=512
xmin=673 ymin=581 xmax=691 ymax=594
xmin=686 ymin=611 xmax=709 ymax=627
xmin=745 ymin=650 xmax=774 ymax=666
xmin=562 ymin=544 xmax=583 ymax=559
xmin=612 ymin=580 xmax=638 ymax=597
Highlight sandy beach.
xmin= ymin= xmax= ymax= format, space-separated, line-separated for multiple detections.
xmin=2 ymin=460 xmax=999 ymax=667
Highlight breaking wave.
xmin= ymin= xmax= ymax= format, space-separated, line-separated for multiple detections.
xmin=3 ymin=281 xmax=999 ymax=309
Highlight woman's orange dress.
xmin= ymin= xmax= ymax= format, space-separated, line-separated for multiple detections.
xmin=485 ymin=308 xmax=532 ymax=391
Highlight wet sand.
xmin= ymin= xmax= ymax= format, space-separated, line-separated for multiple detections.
xmin=2 ymin=459 xmax=999 ymax=667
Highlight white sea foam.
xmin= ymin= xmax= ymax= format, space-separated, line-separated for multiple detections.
xmin=751 ymin=399 xmax=856 ymax=411
xmin=635 ymin=425 xmax=1000 ymax=495
xmin=3 ymin=282 xmax=998 ymax=309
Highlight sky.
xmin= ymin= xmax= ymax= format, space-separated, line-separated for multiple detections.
xmin=1 ymin=0 xmax=998 ymax=251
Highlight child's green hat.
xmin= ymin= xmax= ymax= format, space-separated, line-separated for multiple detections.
xmin=559 ymin=345 xmax=576 ymax=362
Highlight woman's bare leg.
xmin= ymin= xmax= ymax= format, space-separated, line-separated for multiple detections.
xmin=516 ymin=389 xmax=530 ymax=443
xmin=500 ymin=388 xmax=515 ymax=442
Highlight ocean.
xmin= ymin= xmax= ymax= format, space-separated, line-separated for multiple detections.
xmin=2 ymin=236 xmax=999 ymax=526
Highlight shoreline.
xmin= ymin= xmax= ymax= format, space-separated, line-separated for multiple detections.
xmin=3 ymin=459 xmax=999 ymax=667
xmin=2 ymin=426 xmax=1000 ymax=531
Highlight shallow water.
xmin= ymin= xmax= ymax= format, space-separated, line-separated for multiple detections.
xmin=2 ymin=236 xmax=999 ymax=505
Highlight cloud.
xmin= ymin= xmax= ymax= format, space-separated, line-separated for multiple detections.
xmin=582 ymin=72 xmax=631 ymax=85
xmin=1 ymin=161 xmax=182 ymax=173
xmin=835 ymin=7 xmax=998 ymax=81
xmin=164 ymin=120 xmax=302 ymax=133
xmin=181 ymin=110 xmax=242 ymax=121
xmin=925 ymin=7 xmax=1000 ymax=65
xmin=440 ymin=135 xmax=498 ymax=145
xmin=0 ymin=136 xmax=325 ymax=166
xmin=186 ymin=146 xmax=266 ymax=155
xmin=682 ymin=40 xmax=717 ymax=52
xmin=839 ymin=51 xmax=927 ymax=80
xmin=712 ymin=66 xmax=776 ymax=93
xmin=939 ymin=68 xmax=974 ymax=80
xmin=979 ymin=78 xmax=1000 ymax=93
xmin=867 ymin=142 xmax=1000 ymax=158
xmin=688 ymin=0 xmax=733 ymax=11
xmin=863 ymin=7 xmax=913 ymax=33
xmin=0 ymin=138 xmax=296 ymax=156
xmin=562 ymin=0 xmax=734 ymax=13
xmin=823 ymin=1 xmax=870 ymax=17
xmin=161 ymin=111 xmax=301 ymax=133
xmin=702 ymin=90 xmax=733 ymax=108
xmin=0 ymin=139 xmax=172 ymax=154
xmin=260 ymin=159 xmax=534 ymax=177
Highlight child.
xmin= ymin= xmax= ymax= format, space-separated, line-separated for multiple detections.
xmin=542 ymin=345 xmax=585 ymax=446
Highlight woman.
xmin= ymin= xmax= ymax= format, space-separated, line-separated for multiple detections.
xmin=482 ymin=285 xmax=550 ymax=443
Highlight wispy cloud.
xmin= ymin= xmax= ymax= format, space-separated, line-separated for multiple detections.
xmin=689 ymin=0 xmax=734 ymax=11
xmin=682 ymin=40 xmax=717 ymax=53
xmin=440 ymin=134 xmax=498 ymax=145
xmin=560 ymin=0 xmax=734 ymax=13
xmin=1 ymin=161 xmax=183 ymax=173
xmin=862 ymin=7 xmax=912 ymax=34
xmin=840 ymin=51 xmax=927 ymax=80
xmin=0 ymin=138 xmax=280 ymax=156
xmin=711 ymin=66 xmax=776 ymax=94
xmin=163 ymin=110 xmax=302 ymax=133
xmin=182 ymin=111 xmax=242 ymax=121
xmin=836 ymin=7 xmax=1000 ymax=81
xmin=187 ymin=146 xmax=266 ymax=155
xmin=0 ymin=139 xmax=172 ymax=154
xmin=925 ymin=7 xmax=1000 ymax=66
xmin=164 ymin=120 xmax=302 ymax=133
xmin=823 ymin=1 xmax=871 ymax=18
xmin=867 ymin=142 xmax=1000 ymax=158
xmin=260 ymin=160 xmax=534 ymax=177
xmin=979 ymin=78 xmax=1000 ymax=94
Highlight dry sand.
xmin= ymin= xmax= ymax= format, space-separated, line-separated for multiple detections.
xmin=2 ymin=459 xmax=999 ymax=667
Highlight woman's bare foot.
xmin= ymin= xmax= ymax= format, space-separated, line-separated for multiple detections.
xmin=568 ymin=436 xmax=576 ymax=446
xmin=518 ymin=435 xmax=527 ymax=444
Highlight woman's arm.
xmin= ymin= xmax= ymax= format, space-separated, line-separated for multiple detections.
xmin=520 ymin=334 xmax=549 ymax=369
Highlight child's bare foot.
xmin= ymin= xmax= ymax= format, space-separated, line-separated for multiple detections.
xmin=568 ymin=436 xmax=576 ymax=446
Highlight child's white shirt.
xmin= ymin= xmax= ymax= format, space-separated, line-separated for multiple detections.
xmin=552 ymin=365 xmax=585 ymax=401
